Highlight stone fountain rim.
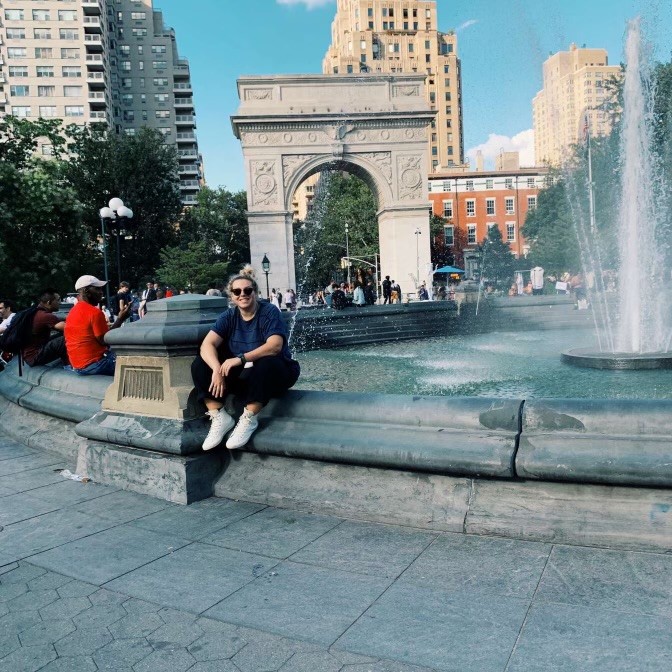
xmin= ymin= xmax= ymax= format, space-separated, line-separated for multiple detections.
xmin=562 ymin=347 xmax=672 ymax=370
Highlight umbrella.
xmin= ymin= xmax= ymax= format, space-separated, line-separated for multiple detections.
xmin=434 ymin=265 xmax=465 ymax=274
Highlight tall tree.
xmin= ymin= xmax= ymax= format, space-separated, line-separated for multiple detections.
xmin=64 ymin=125 xmax=183 ymax=285
xmin=481 ymin=224 xmax=516 ymax=290
xmin=156 ymin=240 xmax=230 ymax=293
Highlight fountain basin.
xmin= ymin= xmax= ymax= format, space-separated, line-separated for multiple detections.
xmin=562 ymin=348 xmax=672 ymax=370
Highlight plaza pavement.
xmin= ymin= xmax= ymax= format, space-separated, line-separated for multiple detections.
xmin=1 ymin=436 xmax=671 ymax=672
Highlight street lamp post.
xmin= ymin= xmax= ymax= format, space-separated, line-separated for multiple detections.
xmin=261 ymin=253 xmax=271 ymax=299
xmin=415 ymin=227 xmax=422 ymax=286
xmin=99 ymin=198 xmax=134 ymax=309
xmin=345 ymin=222 xmax=351 ymax=286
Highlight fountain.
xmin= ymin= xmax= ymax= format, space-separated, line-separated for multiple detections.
xmin=564 ymin=18 xmax=672 ymax=369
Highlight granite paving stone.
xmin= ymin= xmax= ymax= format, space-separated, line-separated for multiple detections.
xmin=71 ymin=489 xmax=173 ymax=524
xmin=208 ymin=560 xmax=393 ymax=645
xmin=130 ymin=498 xmax=266 ymax=540
xmin=107 ymin=542 xmax=278 ymax=614
xmin=17 ymin=617 xmax=76 ymax=647
xmin=92 ymin=637 xmax=153 ymax=671
xmin=56 ymin=580 xmax=98 ymax=599
xmin=0 ymin=444 xmax=36 ymax=461
xmin=133 ymin=647 xmax=196 ymax=672
xmin=0 ymin=508 xmax=116 ymax=566
xmin=0 ymin=632 xmax=20 ymax=658
xmin=37 ymin=656 xmax=98 ymax=672
xmin=0 ymin=492 xmax=60 ymax=527
xmin=203 ymin=506 xmax=342 ymax=559
xmin=289 ymin=520 xmax=437 ymax=578
xmin=231 ymin=632 xmax=306 ymax=672
xmin=0 ymin=643 xmax=57 ymax=672
xmin=0 ymin=484 xmax=16 ymax=496
xmin=341 ymin=662 xmax=439 ymax=671
xmin=148 ymin=620 xmax=205 ymax=649
xmin=0 ymin=562 xmax=46 ymax=584
xmin=187 ymin=662 xmax=240 ymax=672
xmin=27 ymin=571 xmax=75 ymax=591
xmin=7 ymin=587 xmax=58 ymax=612
xmin=88 ymin=587 xmax=129 ymax=606
xmin=0 ymin=608 xmax=42 ymax=635
xmin=27 ymin=479 xmax=119 ymax=507
xmin=535 ymin=544 xmax=672 ymax=618
xmin=0 ymin=581 xmax=28 ymax=603
xmin=0 ymin=602 xmax=8 ymax=618
xmin=337 ymin=581 xmax=530 ymax=672
xmin=0 ymin=466 xmax=67 ymax=494
xmin=0 ymin=453 xmax=64 ymax=476
xmin=39 ymin=596 xmax=93 ymax=621
xmin=506 ymin=602 xmax=672 ymax=672
xmin=278 ymin=650 xmax=344 ymax=672
xmin=54 ymin=626 xmax=113 ymax=657
xmin=106 ymin=611 xmax=164 ymax=639
xmin=29 ymin=523 xmax=190 ymax=584
xmin=399 ymin=532 xmax=551 ymax=599
xmin=122 ymin=597 xmax=162 ymax=614
xmin=187 ymin=629 xmax=248 ymax=661
xmin=72 ymin=603 xmax=127 ymax=629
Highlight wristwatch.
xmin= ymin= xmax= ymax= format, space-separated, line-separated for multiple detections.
xmin=237 ymin=353 xmax=247 ymax=365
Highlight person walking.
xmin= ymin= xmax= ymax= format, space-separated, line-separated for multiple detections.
xmin=191 ymin=265 xmax=300 ymax=451
xmin=382 ymin=276 xmax=392 ymax=304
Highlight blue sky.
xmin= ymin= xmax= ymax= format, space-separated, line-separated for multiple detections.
xmin=156 ymin=0 xmax=672 ymax=191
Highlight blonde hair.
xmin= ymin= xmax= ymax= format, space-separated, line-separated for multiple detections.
xmin=227 ymin=264 xmax=259 ymax=297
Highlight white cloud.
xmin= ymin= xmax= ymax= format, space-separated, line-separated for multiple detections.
xmin=466 ymin=129 xmax=535 ymax=169
xmin=456 ymin=19 xmax=478 ymax=32
xmin=276 ymin=0 xmax=335 ymax=9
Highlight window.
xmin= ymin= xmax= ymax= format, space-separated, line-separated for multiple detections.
xmin=10 ymin=85 xmax=30 ymax=97
xmin=443 ymin=200 xmax=453 ymax=218
xmin=122 ymin=77 xmax=132 ymax=88
xmin=466 ymin=200 xmax=475 ymax=217
xmin=444 ymin=225 xmax=454 ymax=245
xmin=505 ymin=197 xmax=515 ymax=214
xmin=152 ymin=61 xmax=167 ymax=69
xmin=34 ymin=28 xmax=51 ymax=39
xmin=158 ymin=127 xmax=171 ymax=136
xmin=527 ymin=196 xmax=537 ymax=210
xmin=507 ymin=223 xmax=516 ymax=242
xmin=154 ymin=94 xmax=169 ymax=103
xmin=368 ymin=7 xmax=373 ymax=16
xmin=467 ymin=224 xmax=476 ymax=244
xmin=61 ymin=48 xmax=79 ymax=59
xmin=527 ymin=177 xmax=535 ymax=188
xmin=59 ymin=29 xmax=78 ymax=40
xmin=131 ymin=12 xmax=147 ymax=20
xmin=121 ymin=60 xmax=132 ymax=71
xmin=4 ymin=10 xmax=24 ymax=20
xmin=505 ymin=178 xmax=513 ymax=189
xmin=11 ymin=106 xmax=31 ymax=118
xmin=121 ymin=94 xmax=134 ymax=104
xmin=65 ymin=106 xmax=84 ymax=117
xmin=155 ymin=110 xmax=170 ymax=118
xmin=465 ymin=180 xmax=474 ymax=191
xmin=32 ymin=10 xmax=51 ymax=21
xmin=39 ymin=106 xmax=57 ymax=118
xmin=7 ymin=48 xmax=27 ymax=59
xmin=153 ymin=78 xmax=169 ymax=86
xmin=119 ymin=45 xmax=131 ymax=55
xmin=8 ymin=66 xmax=28 ymax=77
xmin=138 ymin=46 xmax=144 ymax=55
xmin=132 ymin=28 xmax=147 ymax=37
xmin=382 ymin=21 xmax=388 ymax=29
xmin=151 ymin=45 xmax=166 ymax=54
xmin=35 ymin=48 xmax=53 ymax=58
xmin=62 ymin=66 xmax=81 ymax=77
xmin=41 ymin=144 xmax=54 ymax=156
xmin=408 ymin=43 xmax=414 ymax=53
xmin=346 ymin=64 xmax=353 ymax=73
xmin=485 ymin=179 xmax=494 ymax=190
xmin=486 ymin=198 xmax=495 ymax=215
xmin=63 ymin=85 xmax=82 ymax=97
xmin=444 ymin=64 xmax=449 ymax=73
xmin=38 ymin=86 xmax=55 ymax=97
xmin=58 ymin=10 xmax=77 ymax=21
xmin=431 ymin=146 xmax=437 ymax=156
xmin=6 ymin=28 xmax=26 ymax=39
xmin=123 ymin=110 xmax=135 ymax=121
xmin=425 ymin=40 xmax=430 ymax=49
xmin=125 ymin=128 xmax=136 ymax=136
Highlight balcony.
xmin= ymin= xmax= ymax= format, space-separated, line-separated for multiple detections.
xmin=178 ymin=164 xmax=199 ymax=175
xmin=88 ymin=90 xmax=106 ymax=104
xmin=176 ymin=132 xmax=196 ymax=143
xmin=89 ymin=110 xmax=107 ymax=123
xmin=86 ymin=53 xmax=105 ymax=69
xmin=173 ymin=82 xmax=192 ymax=93
xmin=0 ymin=94 xmax=7 ymax=104
xmin=86 ymin=71 xmax=105 ymax=84
xmin=180 ymin=180 xmax=200 ymax=190
xmin=84 ymin=34 xmax=103 ymax=51
xmin=83 ymin=16 xmax=102 ymax=29
xmin=175 ymin=114 xmax=195 ymax=126
xmin=178 ymin=149 xmax=198 ymax=159
xmin=81 ymin=0 xmax=102 ymax=15
xmin=174 ymin=97 xmax=193 ymax=109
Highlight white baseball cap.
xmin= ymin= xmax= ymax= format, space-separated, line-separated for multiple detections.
xmin=75 ymin=275 xmax=108 ymax=291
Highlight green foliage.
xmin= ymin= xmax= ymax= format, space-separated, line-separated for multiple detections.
xmin=0 ymin=116 xmax=66 ymax=168
xmin=294 ymin=172 xmax=378 ymax=291
xmin=177 ymin=186 xmax=250 ymax=272
xmin=64 ymin=125 xmax=183 ymax=284
xmin=430 ymin=213 xmax=468 ymax=268
xmin=156 ymin=240 xmax=230 ymax=293
xmin=481 ymin=224 xmax=515 ymax=290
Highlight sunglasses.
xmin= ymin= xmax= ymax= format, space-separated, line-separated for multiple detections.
xmin=232 ymin=287 xmax=254 ymax=296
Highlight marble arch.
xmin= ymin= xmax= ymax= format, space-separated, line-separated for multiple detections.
xmin=231 ymin=74 xmax=435 ymax=296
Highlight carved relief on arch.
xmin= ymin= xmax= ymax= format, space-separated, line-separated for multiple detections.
xmin=359 ymin=152 xmax=393 ymax=186
xmin=251 ymin=160 xmax=279 ymax=207
xmin=244 ymin=88 xmax=273 ymax=101
xmin=392 ymin=84 xmax=420 ymax=97
xmin=282 ymin=154 xmax=319 ymax=186
xmin=397 ymin=155 xmax=424 ymax=201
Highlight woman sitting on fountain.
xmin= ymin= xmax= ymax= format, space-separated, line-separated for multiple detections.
xmin=191 ymin=265 xmax=301 ymax=451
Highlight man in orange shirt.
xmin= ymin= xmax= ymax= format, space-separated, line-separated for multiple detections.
xmin=65 ymin=275 xmax=130 ymax=376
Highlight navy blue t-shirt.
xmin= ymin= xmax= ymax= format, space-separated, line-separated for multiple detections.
xmin=212 ymin=302 xmax=295 ymax=364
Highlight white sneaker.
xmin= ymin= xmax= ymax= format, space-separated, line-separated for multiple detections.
xmin=225 ymin=409 xmax=259 ymax=450
xmin=202 ymin=409 xmax=234 ymax=451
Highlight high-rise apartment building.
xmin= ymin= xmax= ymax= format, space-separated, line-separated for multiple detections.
xmin=533 ymin=43 xmax=620 ymax=166
xmin=323 ymin=0 xmax=464 ymax=173
xmin=0 ymin=0 xmax=201 ymax=204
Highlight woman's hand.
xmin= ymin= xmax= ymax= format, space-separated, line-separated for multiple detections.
xmin=220 ymin=357 xmax=243 ymax=377
xmin=209 ymin=369 xmax=226 ymax=398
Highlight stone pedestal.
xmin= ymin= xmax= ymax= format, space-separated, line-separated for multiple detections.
xmin=75 ymin=294 xmax=227 ymax=503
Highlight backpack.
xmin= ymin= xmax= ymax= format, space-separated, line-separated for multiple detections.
xmin=0 ymin=305 xmax=39 ymax=376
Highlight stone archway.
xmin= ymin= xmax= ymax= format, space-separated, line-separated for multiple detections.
xmin=231 ymin=74 xmax=435 ymax=297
